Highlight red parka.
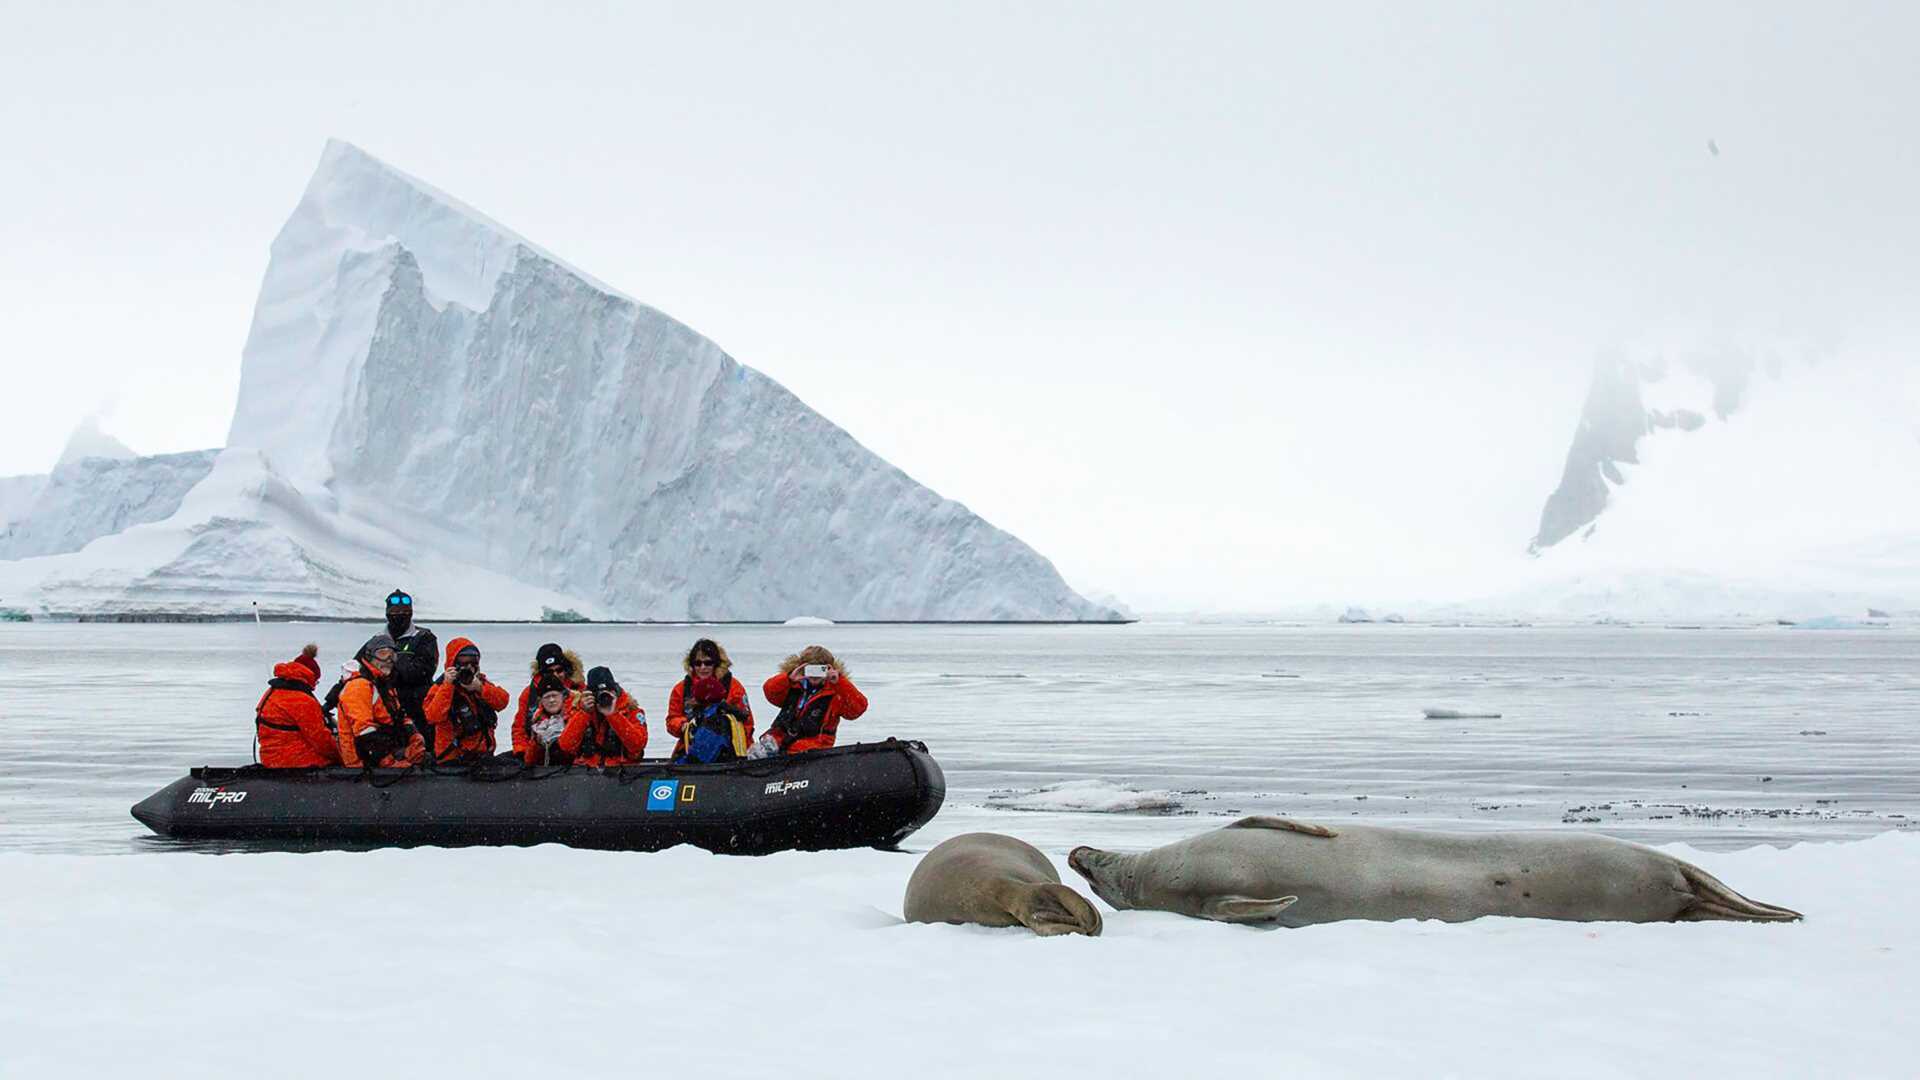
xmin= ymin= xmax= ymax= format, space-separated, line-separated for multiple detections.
xmin=557 ymin=692 xmax=648 ymax=766
xmin=514 ymin=648 xmax=584 ymax=763
xmin=762 ymin=673 xmax=867 ymax=755
xmin=255 ymin=647 xmax=341 ymax=768
xmin=424 ymin=637 xmax=511 ymax=762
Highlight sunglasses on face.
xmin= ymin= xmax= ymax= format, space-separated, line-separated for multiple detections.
xmin=691 ymin=658 xmax=716 ymax=667
xmin=387 ymin=595 xmax=412 ymax=606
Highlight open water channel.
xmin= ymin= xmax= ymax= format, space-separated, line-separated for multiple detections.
xmin=1 ymin=621 xmax=1914 ymax=855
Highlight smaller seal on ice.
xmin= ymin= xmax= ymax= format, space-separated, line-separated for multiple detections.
xmin=905 ymin=833 xmax=1103 ymax=936
xmin=1068 ymin=817 xmax=1802 ymax=926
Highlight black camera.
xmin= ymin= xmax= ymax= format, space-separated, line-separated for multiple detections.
xmin=595 ymin=689 xmax=616 ymax=708
xmin=456 ymin=664 xmax=479 ymax=684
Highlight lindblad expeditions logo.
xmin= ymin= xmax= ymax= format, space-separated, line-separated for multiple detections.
xmin=763 ymin=780 xmax=810 ymax=796
xmin=187 ymin=787 xmax=248 ymax=808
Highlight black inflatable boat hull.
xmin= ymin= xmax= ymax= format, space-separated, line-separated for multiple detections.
xmin=131 ymin=740 xmax=944 ymax=855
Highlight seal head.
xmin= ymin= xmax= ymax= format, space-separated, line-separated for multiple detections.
xmin=907 ymin=833 xmax=1103 ymax=937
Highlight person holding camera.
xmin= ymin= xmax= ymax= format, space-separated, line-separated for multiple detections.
xmin=513 ymin=642 xmax=583 ymax=761
xmin=666 ymin=638 xmax=754 ymax=763
xmin=749 ymin=645 xmax=867 ymax=759
xmin=336 ymin=633 xmax=427 ymax=768
xmin=558 ymin=666 xmax=648 ymax=766
xmin=424 ymin=637 xmax=511 ymax=763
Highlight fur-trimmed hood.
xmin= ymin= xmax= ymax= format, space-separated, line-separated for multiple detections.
xmin=777 ymin=645 xmax=849 ymax=678
xmin=682 ymin=639 xmax=734 ymax=679
xmin=529 ymin=648 xmax=585 ymax=684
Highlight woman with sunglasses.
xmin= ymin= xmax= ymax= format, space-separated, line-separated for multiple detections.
xmin=665 ymin=638 xmax=754 ymax=763
xmin=513 ymin=642 xmax=583 ymax=764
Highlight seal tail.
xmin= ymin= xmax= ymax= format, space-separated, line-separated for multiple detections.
xmin=1676 ymin=863 xmax=1803 ymax=923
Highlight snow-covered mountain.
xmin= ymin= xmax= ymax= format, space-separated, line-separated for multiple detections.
xmin=1510 ymin=348 xmax=1920 ymax=618
xmin=0 ymin=141 xmax=1118 ymax=621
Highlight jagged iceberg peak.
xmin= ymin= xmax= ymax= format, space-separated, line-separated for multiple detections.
xmin=219 ymin=140 xmax=1117 ymax=621
xmin=56 ymin=416 xmax=136 ymax=467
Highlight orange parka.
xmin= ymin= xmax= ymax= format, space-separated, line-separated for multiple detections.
xmin=557 ymin=692 xmax=648 ymax=766
xmin=255 ymin=648 xmax=341 ymax=768
xmin=424 ymin=637 xmax=511 ymax=762
xmin=336 ymin=663 xmax=426 ymax=768
xmin=761 ymin=673 xmax=867 ymax=755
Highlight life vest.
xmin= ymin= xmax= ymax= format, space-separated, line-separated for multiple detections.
xmin=772 ymin=683 xmax=834 ymax=742
xmin=676 ymin=674 xmax=749 ymax=763
xmin=434 ymin=676 xmax=499 ymax=755
xmin=349 ymin=675 xmax=414 ymax=767
xmin=254 ymin=678 xmax=315 ymax=738
xmin=578 ymin=715 xmax=632 ymax=760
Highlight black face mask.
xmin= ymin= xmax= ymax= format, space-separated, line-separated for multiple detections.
xmin=386 ymin=608 xmax=410 ymax=634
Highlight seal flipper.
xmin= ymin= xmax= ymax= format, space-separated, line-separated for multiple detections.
xmin=1227 ymin=816 xmax=1337 ymax=839
xmin=1012 ymin=883 xmax=1104 ymax=937
xmin=1198 ymin=894 xmax=1299 ymax=923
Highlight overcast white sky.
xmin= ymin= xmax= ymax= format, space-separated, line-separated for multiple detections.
xmin=2 ymin=2 xmax=1914 ymax=608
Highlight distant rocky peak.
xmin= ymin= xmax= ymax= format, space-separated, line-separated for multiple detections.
xmin=1529 ymin=352 xmax=1758 ymax=555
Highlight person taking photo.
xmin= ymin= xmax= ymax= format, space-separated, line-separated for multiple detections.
xmin=424 ymin=637 xmax=510 ymax=763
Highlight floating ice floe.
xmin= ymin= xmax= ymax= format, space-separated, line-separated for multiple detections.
xmin=1423 ymin=707 xmax=1504 ymax=719
xmin=783 ymin=615 xmax=835 ymax=627
xmin=986 ymin=779 xmax=1185 ymax=814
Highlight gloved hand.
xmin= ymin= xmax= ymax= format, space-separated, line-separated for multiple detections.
xmin=745 ymin=733 xmax=782 ymax=761
xmin=339 ymin=660 xmax=359 ymax=682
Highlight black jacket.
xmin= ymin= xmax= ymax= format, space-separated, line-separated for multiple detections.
xmin=389 ymin=622 xmax=439 ymax=733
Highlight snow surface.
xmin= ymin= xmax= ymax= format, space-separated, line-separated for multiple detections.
xmin=783 ymin=615 xmax=835 ymax=626
xmin=1 ymin=141 xmax=1117 ymax=622
xmin=1 ymin=835 xmax=1911 ymax=1078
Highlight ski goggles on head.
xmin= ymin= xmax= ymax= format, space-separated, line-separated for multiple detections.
xmin=386 ymin=594 xmax=412 ymax=606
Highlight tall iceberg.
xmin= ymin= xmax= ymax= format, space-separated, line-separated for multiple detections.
xmin=0 ymin=141 xmax=1117 ymax=621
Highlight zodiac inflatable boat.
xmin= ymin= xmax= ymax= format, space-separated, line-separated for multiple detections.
xmin=131 ymin=739 xmax=944 ymax=855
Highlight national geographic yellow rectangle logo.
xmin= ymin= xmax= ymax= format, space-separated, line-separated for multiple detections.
xmin=680 ymin=784 xmax=696 ymax=803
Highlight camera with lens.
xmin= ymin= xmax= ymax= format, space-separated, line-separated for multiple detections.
xmin=595 ymin=689 xmax=616 ymax=709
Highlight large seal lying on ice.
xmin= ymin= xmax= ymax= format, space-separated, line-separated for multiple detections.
xmin=1068 ymin=817 xmax=1801 ymax=926
xmin=905 ymin=833 xmax=1103 ymax=936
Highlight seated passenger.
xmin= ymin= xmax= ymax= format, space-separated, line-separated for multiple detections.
xmin=666 ymin=638 xmax=754 ymax=764
xmin=518 ymin=675 xmax=573 ymax=765
xmin=336 ymin=634 xmax=427 ymax=768
xmin=424 ymin=637 xmax=510 ymax=763
xmin=558 ymin=666 xmax=648 ymax=766
xmin=255 ymin=643 xmax=342 ymax=768
xmin=514 ymin=642 xmax=582 ymax=761
xmin=748 ymin=645 xmax=867 ymax=759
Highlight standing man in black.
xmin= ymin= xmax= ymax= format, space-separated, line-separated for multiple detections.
xmin=383 ymin=589 xmax=439 ymax=745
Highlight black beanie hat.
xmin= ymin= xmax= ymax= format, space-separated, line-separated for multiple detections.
xmin=535 ymin=674 xmax=569 ymax=697
xmin=586 ymin=666 xmax=618 ymax=694
xmin=536 ymin=643 xmax=566 ymax=668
